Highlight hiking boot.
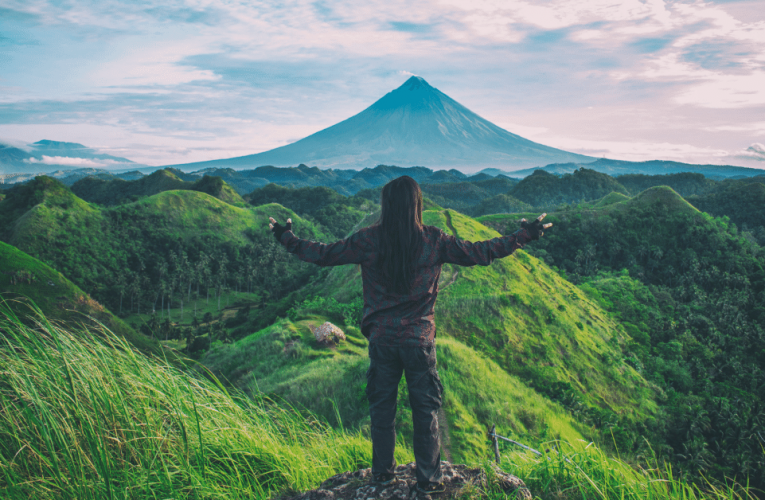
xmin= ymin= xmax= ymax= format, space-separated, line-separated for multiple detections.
xmin=373 ymin=472 xmax=395 ymax=485
xmin=415 ymin=481 xmax=446 ymax=499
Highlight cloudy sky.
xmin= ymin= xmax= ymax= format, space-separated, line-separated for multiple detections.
xmin=1 ymin=0 xmax=764 ymax=169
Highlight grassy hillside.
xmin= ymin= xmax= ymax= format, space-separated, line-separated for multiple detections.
xmin=478 ymin=186 xmax=765 ymax=487
xmin=0 ymin=241 xmax=163 ymax=357
xmin=617 ymin=172 xmax=717 ymax=197
xmin=245 ymin=184 xmax=374 ymax=238
xmin=370 ymin=210 xmax=657 ymax=430
xmin=70 ymin=169 xmax=246 ymax=206
xmin=687 ymin=180 xmax=765 ymax=245
xmin=192 ymin=174 xmax=246 ymax=206
xmin=593 ymin=191 xmax=630 ymax=207
xmin=424 ymin=211 xmax=657 ymax=429
xmin=202 ymin=309 xmax=592 ymax=465
xmin=465 ymin=194 xmax=532 ymax=217
xmin=2 ymin=304 xmax=755 ymax=500
xmin=0 ymin=307 xmax=383 ymax=500
xmin=510 ymin=168 xmax=629 ymax=208
xmin=203 ymin=208 xmax=659 ymax=463
xmin=0 ymin=177 xmax=332 ymax=333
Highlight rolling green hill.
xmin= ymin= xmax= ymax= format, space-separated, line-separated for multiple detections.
xmin=0 ymin=176 xmax=332 ymax=330
xmin=245 ymin=184 xmax=374 ymax=238
xmin=203 ymin=208 xmax=659 ymax=464
xmin=687 ymin=180 xmax=765 ymax=245
xmin=478 ymin=186 xmax=765 ymax=486
xmin=465 ymin=193 xmax=532 ymax=217
xmin=2 ymin=168 xmax=762 ymax=496
xmin=593 ymin=191 xmax=631 ymax=207
xmin=509 ymin=168 xmax=629 ymax=208
xmin=4 ymin=297 xmax=745 ymax=500
xmin=0 ymin=241 xmax=164 ymax=357
xmin=425 ymin=210 xmax=656 ymax=426
xmin=70 ymin=169 xmax=246 ymax=206
xmin=202 ymin=313 xmax=592 ymax=464
xmin=616 ymin=172 xmax=717 ymax=197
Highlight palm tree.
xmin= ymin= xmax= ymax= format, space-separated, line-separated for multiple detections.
xmin=608 ymin=242 xmax=621 ymax=265
xmin=637 ymin=243 xmax=649 ymax=263
xmin=154 ymin=259 xmax=168 ymax=313
xmin=116 ymin=271 xmax=127 ymax=315
xmin=159 ymin=279 xmax=167 ymax=319
xmin=651 ymin=246 xmax=663 ymax=262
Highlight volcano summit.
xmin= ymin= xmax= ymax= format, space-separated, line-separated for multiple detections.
xmin=170 ymin=76 xmax=593 ymax=172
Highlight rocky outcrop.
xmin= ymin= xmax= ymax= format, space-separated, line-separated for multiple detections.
xmin=312 ymin=322 xmax=346 ymax=344
xmin=283 ymin=461 xmax=531 ymax=500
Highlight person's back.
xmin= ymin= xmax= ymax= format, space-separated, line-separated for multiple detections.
xmin=269 ymin=175 xmax=550 ymax=498
xmin=301 ymin=223 xmax=529 ymax=346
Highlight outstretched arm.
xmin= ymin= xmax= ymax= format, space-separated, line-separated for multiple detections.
xmin=439 ymin=213 xmax=552 ymax=266
xmin=269 ymin=216 xmax=367 ymax=266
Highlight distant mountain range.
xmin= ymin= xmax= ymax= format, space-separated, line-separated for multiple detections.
xmin=2 ymin=77 xmax=764 ymax=179
xmin=3 ymin=164 xmax=505 ymax=196
xmin=164 ymin=76 xmax=594 ymax=172
xmin=488 ymin=158 xmax=763 ymax=180
xmin=0 ymin=140 xmax=144 ymax=174
xmin=4 ymin=160 xmax=765 ymax=196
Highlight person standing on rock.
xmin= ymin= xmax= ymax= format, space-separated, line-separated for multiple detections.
xmin=269 ymin=175 xmax=550 ymax=497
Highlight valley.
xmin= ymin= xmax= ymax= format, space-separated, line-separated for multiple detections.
xmin=1 ymin=165 xmax=763 ymax=499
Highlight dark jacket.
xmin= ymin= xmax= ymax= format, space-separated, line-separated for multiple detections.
xmin=279 ymin=224 xmax=531 ymax=346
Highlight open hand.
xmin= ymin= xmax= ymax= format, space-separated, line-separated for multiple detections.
xmin=269 ymin=217 xmax=292 ymax=242
xmin=520 ymin=213 xmax=552 ymax=240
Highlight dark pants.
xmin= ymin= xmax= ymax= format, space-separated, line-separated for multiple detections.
xmin=366 ymin=342 xmax=444 ymax=485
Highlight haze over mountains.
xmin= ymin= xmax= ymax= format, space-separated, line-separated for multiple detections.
xmin=167 ymin=76 xmax=594 ymax=172
xmin=3 ymin=77 xmax=764 ymax=180
xmin=0 ymin=140 xmax=142 ymax=173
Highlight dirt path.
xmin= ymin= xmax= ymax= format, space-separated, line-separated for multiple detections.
xmin=438 ymin=269 xmax=459 ymax=291
xmin=444 ymin=210 xmax=459 ymax=238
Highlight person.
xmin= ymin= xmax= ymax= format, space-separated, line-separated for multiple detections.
xmin=269 ymin=176 xmax=550 ymax=498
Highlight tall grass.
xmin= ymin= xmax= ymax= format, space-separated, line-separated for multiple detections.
xmin=0 ymin=302 xmax=374 ymax=499
xmin=499 ymin=440 xmax=758 ymax=500
xmin=1 ymin=302 xmax=758 ymax=500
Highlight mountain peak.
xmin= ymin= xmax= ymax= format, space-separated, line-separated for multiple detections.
xmin=400 ymin=75 xmax=431 ymax=90
xmin=165 ymin=76 xmax=593 ymax=171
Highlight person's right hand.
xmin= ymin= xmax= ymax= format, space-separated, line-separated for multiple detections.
xmin=520 ymin=213 xmax=552 ymax=240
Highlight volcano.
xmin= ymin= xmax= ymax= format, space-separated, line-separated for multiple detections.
xmin=168 ymin=76 xmax=593 ymax=172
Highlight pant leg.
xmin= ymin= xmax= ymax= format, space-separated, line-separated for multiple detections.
xmin=402 ymin=344 xmax=444 ymax=485
xmin=367 ymin=343 xmax=404 ymax=475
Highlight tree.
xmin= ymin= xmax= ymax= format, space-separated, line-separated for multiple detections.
xmin=154 ymin=259 xmax=168 ymax=313
xmin=116 ymin=271 xmax=127 ymax=315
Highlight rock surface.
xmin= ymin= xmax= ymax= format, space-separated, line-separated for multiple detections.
xmin=282 ymin=461 xmax=531 ymax=500
xmin=312 ymin=322 xmax=346 ymax=344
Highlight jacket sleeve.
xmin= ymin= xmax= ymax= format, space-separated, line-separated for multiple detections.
xmin=279 ymin=230 xmax=369 ymax=266
xmin=438 ymin=228 xmax=531 ymax=266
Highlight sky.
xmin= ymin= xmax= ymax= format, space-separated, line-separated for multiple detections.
xmin=1 ymin=0 xmax=764 ymax=170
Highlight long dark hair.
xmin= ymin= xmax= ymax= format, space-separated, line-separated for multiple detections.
xmin=377 ymin=176 xmax=423 ymax=294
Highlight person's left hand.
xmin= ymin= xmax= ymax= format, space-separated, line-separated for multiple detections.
xmin=269 ymin=217 xmax=292 ymax=242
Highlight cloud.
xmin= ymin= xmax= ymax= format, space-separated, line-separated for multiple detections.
xmin=737 ymin=143 xmax=765 ymax=161
xmin=528 ymin=133 xmax=734 ymax=164
xmin=24 ymin=155 xmax=132 ymax=167
xmin=2 ymin=0 xmax=765 ymax=167
xmin=703 ymin=122 xmax=765 ymax=135
xmin=674 ymin=71 xmax=765 ymax=108
xmin=0 ymin=136 xmax=32 ymax=150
